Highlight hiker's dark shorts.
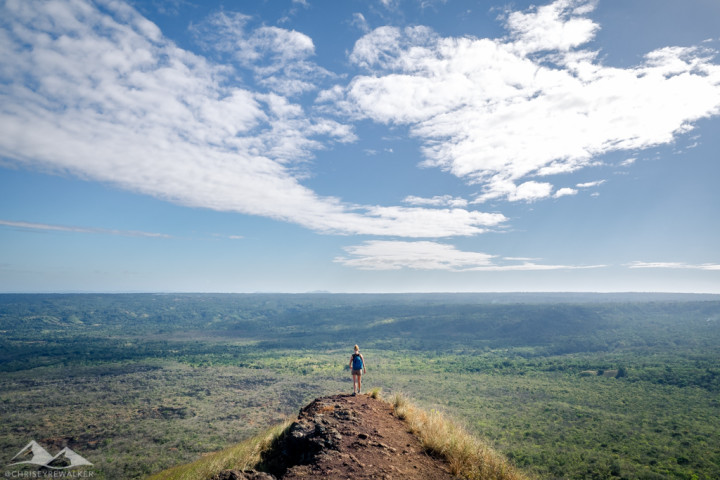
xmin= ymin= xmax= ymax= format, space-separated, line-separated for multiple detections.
xmin=352 ymin=369 xmax=363 ymax=376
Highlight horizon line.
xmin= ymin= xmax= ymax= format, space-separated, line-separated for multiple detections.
xmin=1 ymin=291 xmax=719 ymax=296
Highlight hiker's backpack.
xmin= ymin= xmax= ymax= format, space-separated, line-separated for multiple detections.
xmin=352 ymin=353 xmax=363 ymax=370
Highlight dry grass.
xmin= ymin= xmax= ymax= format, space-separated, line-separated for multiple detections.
xmin=389 ymin=392 xmax=531 ymax=480
xmin=146 ymin=419 xmax=293 ymax=480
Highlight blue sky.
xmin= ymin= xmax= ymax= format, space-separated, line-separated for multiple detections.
xmin=1 ymin=0 xmax=719 ymax=293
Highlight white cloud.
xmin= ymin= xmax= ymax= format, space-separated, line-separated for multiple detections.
xmin=191 ymin=11 xmax=331 ymax=96
xmin=342 ymin=0 xmax=720 ymax=202
xmin=553 ymin=187 xmax=578 ymax=198
xmin=0 ymin=220 xmax=171 ymax=238
xmin=150 ymin=0 xmax=192 ymax=16
xmin=0 ymin=0 xmax=503 ymax=239
xmin=351 ymin=13 xmax=370 ymax=33
xmin=7 ymin=0 xmax=718 ymax=244
xmin=403 ymin=195 xmax=468 ymax=208
xmin=378 ymin=0 xmax=398 ymax=9
xmin=512 ymin=181 xmax=554 ymax=202
xmin=627 ymin=261 xmax=720 ymax=271
xmin=335 ymin=240 xmax=495 ymax=270
xmin=505 ymin=0 xmax=599 ymax=54
xmin=348 ymin=25 xmax=438 ymax=71
xmin=577 ymin=180 xmax=606 ymax=188
xmin=349 ymin=207 xmax=506 ymax=237
xmin=335 ymin=240 xmax=605 ymax=271
xmin=475 ymin=180 xmax=554 ymax=203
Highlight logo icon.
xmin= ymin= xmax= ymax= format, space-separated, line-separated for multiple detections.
xmin=8 ymin=440 xmax=93 ymax=469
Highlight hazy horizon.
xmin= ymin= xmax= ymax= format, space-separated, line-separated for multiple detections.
xmin=2 ymin=291 xmax=719 ymax=299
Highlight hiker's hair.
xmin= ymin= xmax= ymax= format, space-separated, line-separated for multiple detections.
xmin=354 ymin=344 xmax=359 ymax=352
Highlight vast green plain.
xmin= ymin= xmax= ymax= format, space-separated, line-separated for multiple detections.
xmin=1 ymin=293 xmax=719 ymax=479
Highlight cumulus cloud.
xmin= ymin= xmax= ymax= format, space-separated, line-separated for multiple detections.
xmin=505 ymin=0 xmax=599 ymax=54
xmin=0 ymin=0 xmax=502 ymax=239
xmin=335 ymin=240 xmax=605 ymax=271
xmin=340 ymin=0 xmax=720 ymax=202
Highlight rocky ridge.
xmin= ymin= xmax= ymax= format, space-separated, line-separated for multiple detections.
xmin=212 ymin=393 xmax=458 ymax=480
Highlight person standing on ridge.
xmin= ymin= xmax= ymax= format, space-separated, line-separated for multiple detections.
xmin=349 ymin=344 xmax=366 ymax=395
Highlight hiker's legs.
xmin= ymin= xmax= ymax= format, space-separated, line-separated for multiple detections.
xmin=357 ymin=374 xmax=361 ymax=393
xmin=352 ymin=373 xmax=359 ymax=392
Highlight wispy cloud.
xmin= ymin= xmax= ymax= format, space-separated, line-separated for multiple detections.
xmin=149 ymin=0 xmax=193 ymax=16
xmin=191 ymin=11 xmax=331 ymax=96
xmin=351 ymin=13 xmax=370 ymax=33
xmin=338 ymin=0 xmax=720 ymax=202
xmin=403 ymin=195 xmax=468 ymax=208
xmin=577 ymin=180 xmax=606 ymax=188
xmin=335 ymin=241 xmax=495 ymax=270
xmin=335 ymin=240 xmax=605 ymax=271
xmin=0 ymin=0 xmax=502 ymax=239
xmin=627 ymin=261 xmax=720 ymax=271
xmin=211 ymin=233 xmax=245 ymax=240
xmin=0 ymin=220 xmax=171 ymax=238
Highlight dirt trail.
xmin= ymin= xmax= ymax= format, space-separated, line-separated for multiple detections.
xmin=213 ymin=393 xmax=458 ymax=480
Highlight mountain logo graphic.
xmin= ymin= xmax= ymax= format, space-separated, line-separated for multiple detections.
xmin=8 ymin=440 xmax=93 ymax=469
